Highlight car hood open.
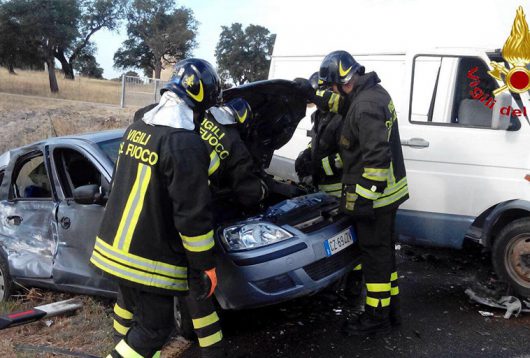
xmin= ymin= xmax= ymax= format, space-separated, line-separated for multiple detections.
xmin=222 ymin=80 xmax=307 ymax=170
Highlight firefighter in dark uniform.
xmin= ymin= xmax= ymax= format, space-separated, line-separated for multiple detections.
xmin=201 ymin=98 xmax=267 ymax=209
xmin=295 ymin=50 xmax=409 ymax=335
xmin=133 ymin=99 xmax=266 ymax=210
xmin=91 ymin=58 xmax=225 ymax=358
xmin=295 ymin=72 xmax=344 ymax=198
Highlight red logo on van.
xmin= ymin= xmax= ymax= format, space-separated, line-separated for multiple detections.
xmin=489 ymin=6 xmax=530 ymax=95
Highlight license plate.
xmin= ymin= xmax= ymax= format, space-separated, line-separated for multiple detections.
xmin=324 ymin=227 xmax=355 ymax=257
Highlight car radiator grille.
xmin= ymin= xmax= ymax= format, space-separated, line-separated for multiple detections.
xmin=304 ymin=246 xmax=356 ymax=281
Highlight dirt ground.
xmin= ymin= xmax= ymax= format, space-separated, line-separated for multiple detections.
xmin=0 ymin=93 xmax=136 ymax=154
xmin=0 ymin=289 xmax=190 ymax=357
xmin=0 ymin=94 xmax=191 ymax=357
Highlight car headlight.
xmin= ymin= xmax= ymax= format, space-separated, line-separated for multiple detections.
xmin=221 ymin=222 xmax=293 ymax=251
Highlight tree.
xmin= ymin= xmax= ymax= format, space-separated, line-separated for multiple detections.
xmin=0 ymin=0 xmax=80 ymax=92
xmin=114 ymin=0 xmax=198 ymax=79
xmin=215 ymin=23 xmax=276 ymax=85
xmin=73 ymin=43 xmax=104 ymax=79
xmin=55 ymin=0 xmax=126 ymax=80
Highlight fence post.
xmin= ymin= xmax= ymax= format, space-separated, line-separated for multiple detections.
xmin=153 ymin=79 xmax=158 ymax=103
xmin=120 ymin=75 xmax=126 ymax=108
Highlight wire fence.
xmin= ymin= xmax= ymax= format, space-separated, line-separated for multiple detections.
xmin=120 ymin=75 xmax=168 ymax=108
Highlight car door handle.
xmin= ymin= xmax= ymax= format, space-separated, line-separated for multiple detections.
xmin=401 ymin=138 xmax=430 ymax=148
xmin=6 ymin=215 xmax=23 ymax=225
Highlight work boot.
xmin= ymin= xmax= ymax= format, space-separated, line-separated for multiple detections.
xmin=341 ymin=312 xmax=391 ymax=337
xmin=389 ymin=296 xmax=402 ymax=327
xmin=201 ymin=345 xmax=226 ymax=358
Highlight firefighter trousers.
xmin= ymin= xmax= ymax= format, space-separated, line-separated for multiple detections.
xmin=352 ymin=208 xmax=398 ymax=319
xmin=111 ymin=284 xmax=224 ymax=357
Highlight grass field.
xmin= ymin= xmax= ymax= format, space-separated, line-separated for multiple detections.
xmin=0 ymin=68 xmax=122 ymax=105
xmin=0 ymin=93 xmax=137 ymax=153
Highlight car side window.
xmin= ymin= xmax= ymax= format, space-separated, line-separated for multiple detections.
xmin=410 ymin=55 xmax=519 ymax=130
xmin=12 ymin=153 xmax=52 ymax=199
xmin=54 ymin=148 xmax=108 ymax=198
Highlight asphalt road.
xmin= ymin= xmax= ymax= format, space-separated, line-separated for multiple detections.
xmin=181 ymin=245 xmax=530 ymax=358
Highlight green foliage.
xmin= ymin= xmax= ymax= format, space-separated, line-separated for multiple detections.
xmin=113 ymin=0 xmax=198 ymax=79
xmin=215 ymin=23 xmax=276 ymax=85
xmin=73 ymin=43 xmax=104 ymax=79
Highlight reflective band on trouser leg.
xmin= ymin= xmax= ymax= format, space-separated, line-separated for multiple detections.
xmin=180 ymin=230 xmax=215 ymax=253
xmin=353 ymin=263 xmax=362 ymax=271
xmin=321 ymin=157 xmax=334 ymax=176
xmin=114 ymin=319 xmax=130 ymax=336
xmin=113 ymin=163 xmax=152 ymax=251
xmin=192 ymin=311 xmax=223 ymax=348
xmin=198 ymin=331 xmax=223 ymax=348
xmin=114 ymin=303 xmax=133 ymax=338
xmin=390 ymin=271 xmax=399 ymax=296
xmin=115 ymin=304 xmax=133 ymax=320
xmin=114 ymin=339 xmax=144 ymax=358
xmin=192 ymin=311 xmax=220 ymax=329
xmin=365 ymin=282 xmax=391 ymax=308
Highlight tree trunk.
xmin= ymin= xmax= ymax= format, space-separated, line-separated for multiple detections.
xmin=46 ymin=56 xmax=59 ymax=93
xmin=7 ymin=63 xmax=16 ymax=75
xmin=55 ymin=49 xmax=74 ymax=80
xmin=154 ymin=61 xmax=162 ymax=79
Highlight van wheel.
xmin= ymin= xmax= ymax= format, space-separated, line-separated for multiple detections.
xmin=492 ymin=218 xmax=530 ymax=297
xmin=0 ymin=255 xmax=14 ymax=302
xmin=174 ymin=297 xmax=195 ymax=340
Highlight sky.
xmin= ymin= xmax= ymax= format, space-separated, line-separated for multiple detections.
xmin=92 ymin=0 xmax=527 ymax=79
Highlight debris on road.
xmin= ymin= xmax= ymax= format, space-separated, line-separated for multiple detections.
xmin=465 ymin=288 xmax=530 ymax=319
xmin=0 ymin=298 xmax=83 ymax=330
xmin=478 ymin=311 xmax=494 ymax=317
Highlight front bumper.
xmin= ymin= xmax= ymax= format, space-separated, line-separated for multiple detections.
xmin=214 ymin=216 xmax=360 ymax=310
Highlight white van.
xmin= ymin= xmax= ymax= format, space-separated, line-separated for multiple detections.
xmin=267 ymin=48 xmax=530 ymax=296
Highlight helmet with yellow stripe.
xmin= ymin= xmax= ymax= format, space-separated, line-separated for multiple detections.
xmin=162 ymin=58 xmax=222 ymax=111
xmin=319 ymin=50 xmax=364 ymax=85
xmin=225 ymin=98 xmax=253 ymax=126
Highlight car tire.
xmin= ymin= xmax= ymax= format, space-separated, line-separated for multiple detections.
xmin=174 ymin=297 xmax=195 ymax=341
xmin=0 ymin=254 xmax=14 ymax=302
xmin=492 ymin=218 xmax=530 ymax=297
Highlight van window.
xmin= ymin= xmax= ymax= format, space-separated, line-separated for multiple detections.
xmin=410 ymin=55 xmax=519 ymax=130
xmin=12 ymin=153 xmax=52 ymax=199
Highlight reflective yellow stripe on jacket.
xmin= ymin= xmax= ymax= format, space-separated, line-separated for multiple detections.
xmin=113 ymin=163 xmax=152 ymax=251
xmin=180 ymin=230 xmax=215 ymax=253
xmin=374 ymin=177 xmax=408 ymax=208
xmin=90 ymin=237 xmax=188 ymax=291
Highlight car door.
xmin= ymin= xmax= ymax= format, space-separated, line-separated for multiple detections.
xmin=0 ymin=148 xmax=58 ymax=278
xmin=48 ymin=144 xmax=116 ymax=292
xmin=397 ymin=51 xmax=529 ymax=248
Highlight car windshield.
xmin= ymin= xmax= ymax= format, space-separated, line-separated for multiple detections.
xmin=97 ymin=138 xmax=121 ymax=165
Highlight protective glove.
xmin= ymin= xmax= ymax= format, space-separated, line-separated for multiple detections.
xmin=189 ymin=268 xmax=218 ymax=301
xmin=295 ymin=148 xmax=313 ymax=180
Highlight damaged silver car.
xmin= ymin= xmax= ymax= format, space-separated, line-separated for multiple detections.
xmin=0 ymin=81 xmax=360 ymax=319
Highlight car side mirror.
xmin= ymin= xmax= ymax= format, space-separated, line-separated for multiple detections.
xmin=73 ymin=184 xmax=107 ymax=205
